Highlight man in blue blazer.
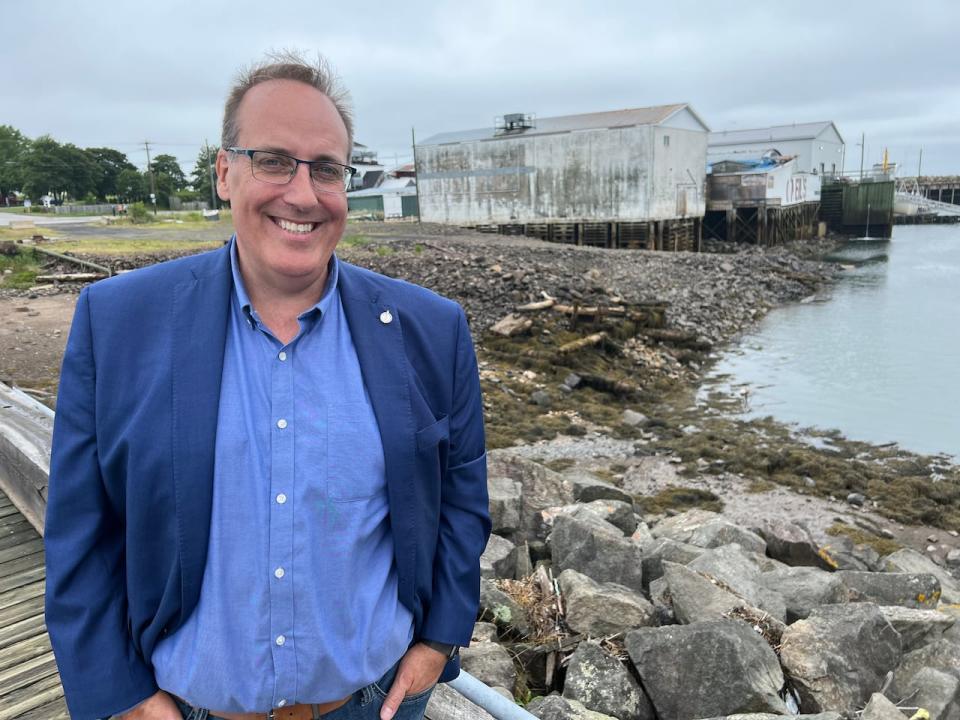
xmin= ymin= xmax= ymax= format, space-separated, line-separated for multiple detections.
xmin=45 ymin=53 xmax=490 ymax=720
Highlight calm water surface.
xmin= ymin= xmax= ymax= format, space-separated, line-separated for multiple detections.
xmin=703 ymin=224 xmax=960 ymax=459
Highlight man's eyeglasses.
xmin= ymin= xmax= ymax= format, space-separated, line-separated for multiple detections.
xmin=228 ymin=148 xmax=357 ymax=193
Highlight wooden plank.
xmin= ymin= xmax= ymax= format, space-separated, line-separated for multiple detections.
xmin=0 ymin=505 xmax=23 ymax=519
xmin=0 ymin=649 xmax=58 ymax=696
xmin=0 ymin=527 xmax=40 ymax=551
xmin=0 ymin=563 xmax=45 ymax=594
xmin=0 ymin=517 xmax=31 ymax=535
xmin=0 ymin=548 xmax=44 ymax=581
xmin=13 ymin=697 xmax=69 ymax=720
xmin=0 ymin=612 xmax=46 ymax=650
xmin=0 ymin=670 xmax=64 ymax=720
xmin=0 ymin=633 xmax=53 ymax=672
xmin=0 ymin=537 xmax=43 ymax=565
xmin=0 ymin=579 xmax=44 ymax=611
xmin=0 ymin=594 xmax=44 ymax=628
xmin=426 ymin=684 xmax=496 ymax=720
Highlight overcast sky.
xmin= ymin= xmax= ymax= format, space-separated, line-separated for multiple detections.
xmin=3 ymin=0 xmax=958 ymax=177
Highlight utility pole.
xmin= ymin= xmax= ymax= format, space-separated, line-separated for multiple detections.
xmin=144 ymin=140 xmax=158 ymax=214
xmin=917 ymin=147 xmax=923 ymax=179
xmin=205 ymin=139 xmax=218 ymax=211
xmin=859 ymin=132 xmax=865 ymax=181
xmin=411 ymin=127 xmax=421 ymax=225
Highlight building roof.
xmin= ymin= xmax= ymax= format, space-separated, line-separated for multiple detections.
xmin=709 ymin=121 xmax=843 ymax=146
xmin=418 ymin=104 xmax=706 ymax=146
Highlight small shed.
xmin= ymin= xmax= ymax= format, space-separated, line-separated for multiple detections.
xmin=347 ymin=177 xmax=418 ymax=219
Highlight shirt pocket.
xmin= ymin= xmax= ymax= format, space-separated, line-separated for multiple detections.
xmin=327 ymin=401 xmax=387 ymax=501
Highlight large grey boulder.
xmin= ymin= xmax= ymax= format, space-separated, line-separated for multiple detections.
xmin=754 ymin=519 xmax=837 ymax=570
xmin=890 ymin=638 xmax=960 ymax=699
xmin=471 ymin=622 xmax=498 ymax=643
xmin=696 ymin=715 xmax=841 ymax=720
xmin=488 ymin=451 xmax=576 ymax=539
xmin=562 ymin=641 xmax=654 ymax=720
xmin=662 ymin=561 xmax=747 ymax=624
xmin=526 ymin=696 xmax=617 ymax=720
xmin=540 ymin=500 xmax=637 ymax=537
xmin=479 ymin=578 xmax=531 ymax=637
xmin=558 ymin=569 xmax=655 ymax=637
xmin=459 ymin=641 xmax=517 ymax=693
xmin=878 ymin=606 xmax=956 ymax=653
xmin=901 ymin=667 xmax=960 ymax=720
xmin=480 ymin=534 xmax=517 ymax=580
xmin=564 ymin=470 xmax=634 ymax=505
xmin=640 ymin=537 xmax=706 ymax=589
xmin=550 ymin=514 xmax=644 ymax=592
xmin=688 ymin=545 xmax=787 ymax=623
xmin=651 ymin=509 xmax=766 ymax=554
xmin=818 ymin=532 xmax=883 ymax=571
xmin=757 ymin=566 xmax=846 ymax=622
xmin=647 ymin=577 xmax=675 ymax=626
xmin=779 ymin=603 xmax=902 ymax=714
xmin=883 ymin=548 xmax=960 ymax=604
xmin=487 ymin=475 xmax=523 ymax=538
xmin=860 ymin=693 xmax=909 ymax=720
xmin=625 ymin=620 xmax=788 ymax=719
xmin=838 ymin=570 xmax=941 ymax=609
xmin=621 ymin=456 xmax=681 ymax=495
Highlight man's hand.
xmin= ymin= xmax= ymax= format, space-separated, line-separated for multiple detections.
xmin=379 ymin=643 xmax=447 ymax=720
xmin=117 ymin=690 xmax=182 ymax=719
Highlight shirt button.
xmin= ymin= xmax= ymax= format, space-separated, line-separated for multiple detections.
xmin=277 ymin=418 xmax=288 ymax=429
xmin=274 ymin=567 xmax=285 ymax=579
xmin=276 ymin=493 xmax=287 ymax=504
xmin=276 ymin=635 xmax=286 ymax=646
xmin=278 ymin=351 xmax=287 ymax=361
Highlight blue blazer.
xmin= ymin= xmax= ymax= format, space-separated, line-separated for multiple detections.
xmin=44 ymin=244 xmax=491 ymax=720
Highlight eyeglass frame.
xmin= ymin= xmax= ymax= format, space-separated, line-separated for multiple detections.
xmin=227 ymin=147 xmax=358 ymax=193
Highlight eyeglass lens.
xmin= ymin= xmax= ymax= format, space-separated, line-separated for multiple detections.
xmin=250 ymin=151 xmax=350 ymax=190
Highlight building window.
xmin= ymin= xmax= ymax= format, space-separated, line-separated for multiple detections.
xmin=663 ymin=135 xmax=670 ymax=147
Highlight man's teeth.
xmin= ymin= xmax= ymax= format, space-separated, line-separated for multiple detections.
xmin=276 ymin=218 xmax=315 ymax=233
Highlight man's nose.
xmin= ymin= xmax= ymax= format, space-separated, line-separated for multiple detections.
xmin=282 ymin=163 xmax=319 ymax=206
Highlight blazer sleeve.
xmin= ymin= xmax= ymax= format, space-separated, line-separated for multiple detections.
xmin=419 ymin=307 xmax=491 ymax=647
xmin=44 ymin=288 xmax=159 ymax=720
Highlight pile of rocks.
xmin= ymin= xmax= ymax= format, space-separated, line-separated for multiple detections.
xmin=340 ymin=232 xmax=837 ymax=344
xmin=466 ymin=450 xmax=960 ymax=720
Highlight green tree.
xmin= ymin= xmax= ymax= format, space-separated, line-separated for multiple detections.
xmin=0 ymin=125 xmax=30 ymax=201
xmin=150 ymin=154 xmax=186 ymax=190
xmin=116 ymin=168 xmax=147 ymax=202
xmin=190 ymin=144 xmax=220 ymax=208
xmin=84 ymin=147 xmax=137 ymax=200
xmin=21 ymin=136 xmax=97 ymax=203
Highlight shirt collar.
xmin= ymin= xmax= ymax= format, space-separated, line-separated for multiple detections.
xmin=228 ymin=235 xmax=340 ymax=325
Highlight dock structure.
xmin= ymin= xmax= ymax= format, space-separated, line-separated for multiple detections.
xmin=703 ymin=155 xmax=822 ymax=246
xmin=914 ymin=175 xmax=960 ymax=206
xmin=416 ymin=104 xmax=710 ymax=253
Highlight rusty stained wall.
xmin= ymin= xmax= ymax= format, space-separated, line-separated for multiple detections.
xmin=417 ymin=124 xmax=707 ymax=225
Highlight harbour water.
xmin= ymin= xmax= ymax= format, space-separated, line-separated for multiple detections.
xmin=703 ymin=224 xmax=960 ymax=459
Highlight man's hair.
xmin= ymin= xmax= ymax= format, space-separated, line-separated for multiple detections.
xmin=221 ymin=50 xmax=354 ymax=158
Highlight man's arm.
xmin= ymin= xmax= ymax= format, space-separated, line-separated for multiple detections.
xmin=381 ymin=307 xmax=491 ymax=720
xmin=44 ymin=289 xmax=159 ymax=720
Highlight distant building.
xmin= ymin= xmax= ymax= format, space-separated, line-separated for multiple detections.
xmin=347 ymin=163 xmax=418 ymax=219
xmin=708 ymin=121 xmax=845 ymax=176
xmin=415 ymin=104 xmax=709 ymax=249
xmin=349 ymin=142 xmax=385 ymax=190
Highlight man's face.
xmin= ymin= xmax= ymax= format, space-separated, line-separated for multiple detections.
xmin=216 ymin=79 xmax=350 ymax=291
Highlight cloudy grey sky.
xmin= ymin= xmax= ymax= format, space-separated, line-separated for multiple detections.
xmin=3 ymin=0 xmax=958 ymax=177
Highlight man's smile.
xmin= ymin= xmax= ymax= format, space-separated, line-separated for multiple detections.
xmin=271 ymin=216 xmax=318 ymax=234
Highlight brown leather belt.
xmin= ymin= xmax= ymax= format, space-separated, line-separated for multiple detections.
xmin=180 ymin=695 xmax=351 ymax=720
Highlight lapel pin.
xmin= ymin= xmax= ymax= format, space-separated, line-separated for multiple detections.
xmin=379 ymin=310 xmax=393 ymax=324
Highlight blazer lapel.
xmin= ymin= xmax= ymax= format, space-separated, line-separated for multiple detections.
xmin=171 ymin=246 xmax=232 ymax=617
xmin=338 ymin=263 xmax=417 ymax=606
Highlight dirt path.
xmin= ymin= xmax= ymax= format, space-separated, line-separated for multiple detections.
xmin=0 ymin=293 xmax=77 ymax=403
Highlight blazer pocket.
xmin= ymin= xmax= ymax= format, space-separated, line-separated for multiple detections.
xmin=415 ymin=415 xmax=449 ymax=452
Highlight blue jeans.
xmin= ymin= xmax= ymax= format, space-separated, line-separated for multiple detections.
xmin=171 ymin=660 xmax=435 ymax=720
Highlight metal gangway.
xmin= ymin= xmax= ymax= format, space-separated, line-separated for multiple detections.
xmin=895 ymin=178 xmax=960 ymax=217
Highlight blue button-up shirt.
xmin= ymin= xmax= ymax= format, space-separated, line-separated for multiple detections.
xmin=151 ymin=239 xmax=414 ymax=712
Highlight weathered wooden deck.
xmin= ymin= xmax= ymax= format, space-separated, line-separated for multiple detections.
xmin=0 ymin=489 xmax=67 ymax=719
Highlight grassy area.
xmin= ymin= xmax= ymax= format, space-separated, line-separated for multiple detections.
xmin=0 ymin=248 xmax=41 ymax=289
xmin=45 ymin=238 xmax=223 ymax=255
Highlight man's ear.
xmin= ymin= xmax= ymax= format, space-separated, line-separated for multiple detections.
xmin=215 ymin=149 xmax=231 ymax=202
